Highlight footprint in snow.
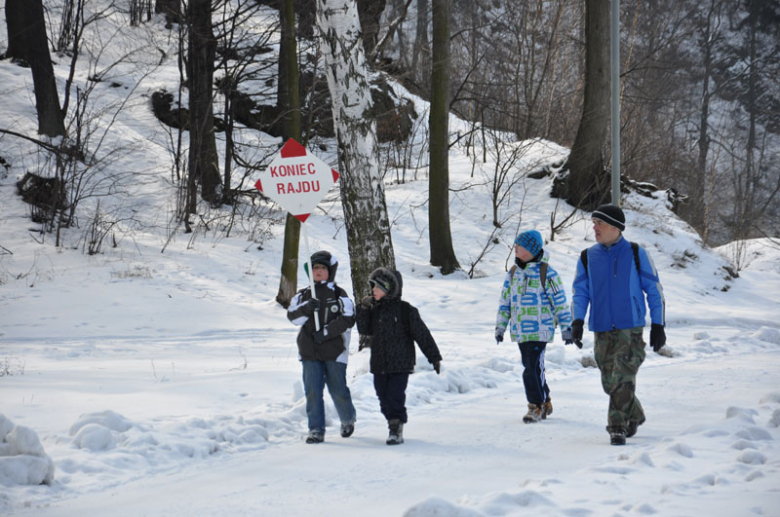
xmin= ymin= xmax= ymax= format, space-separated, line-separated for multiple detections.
xmin=736 ymin=450 xmax=767 ymax=465
xmin=733 ymin=426 xmax=773 ymax=441
xmin=731 ymin=439 xmax=758 ymax=451
xmin=725 ymin=406 xmax=758 ymax=423
xmin=667 ymin=442 xmax=694 ymax=458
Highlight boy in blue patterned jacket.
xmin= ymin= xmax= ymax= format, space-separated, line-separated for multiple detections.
xmin=495 ymin=230 xmax=574 ymax=423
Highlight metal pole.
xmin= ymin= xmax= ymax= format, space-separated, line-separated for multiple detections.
xmin=611 ymin=0 xmax=621 ymax=206
xmin=301 ymin=222 xmax=320 ymax=331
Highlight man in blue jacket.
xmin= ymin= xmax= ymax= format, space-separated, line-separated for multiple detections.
xmin=570 ymin=204 xmax=666 ymax=445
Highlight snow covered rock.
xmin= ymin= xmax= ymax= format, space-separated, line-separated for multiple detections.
xmin=751 ymin=327 xmax=780 ymax=345
xmin=0 ymin=414 xmax=55 ymax=485
xmin=71 ymin=423 xmax=117 ymax=452
xmin=769 ymin=409 xmax=780 ymax=428
xmin=68 ymin=410 xmax=134 ymax=436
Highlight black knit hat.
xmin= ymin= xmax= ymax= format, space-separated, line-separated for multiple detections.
xmin=308 ymin=250 xmax=338 ymax=280
xmin=592 ymin=204 xmax=626 ymax=232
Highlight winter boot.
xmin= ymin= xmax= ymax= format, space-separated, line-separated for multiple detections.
xmin=386 ymin=419 xmax=404 ymax=445
xmin=626 ymin=418 xmax=645 ymax=438
xmin=306 ymin=430 xmax=324 ymax=444
xmin=542 ymin=398 xmax=553 ymax=420
xmin=523 ymin=404 xmax=543 ymax=423
xmin=610 ymin=431 xmax=626 ymax=446
xmin=340 ymin=422 xmax=355 ymax=438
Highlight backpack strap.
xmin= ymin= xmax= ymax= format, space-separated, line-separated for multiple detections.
xmin=580 ymin=249 xmax=589 ymax=277
xmin=510 ymin=263 xmax=548 ymax=291
xmin=630 ymin=242 xmax=641 ymax=276
xmin=510 ymin=263 xmax=552 ymax=311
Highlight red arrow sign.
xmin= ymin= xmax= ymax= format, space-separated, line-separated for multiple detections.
xmin=255 ymin=139 xmax=339 ymax=222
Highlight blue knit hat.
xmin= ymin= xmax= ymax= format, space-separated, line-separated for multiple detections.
xmin=514 ymin=230 xmax=543 ymax=256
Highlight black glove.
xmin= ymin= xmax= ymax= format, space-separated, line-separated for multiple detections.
xmin=303 ymin=298 xmax=320 ymax=315
xmin=571 ymin=319 xmax=584 ymax=349
xmin=312 ymin=328 xmax=327 ymax=344
xmin=433 ymin=361 xmax=441 ymax=375
xmin=495 ymin=330 xmax=504 ymax=345
xmin=650 ymin=323 xmax=666 ymax=352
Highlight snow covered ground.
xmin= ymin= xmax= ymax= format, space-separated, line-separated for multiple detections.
xmin=3 ymin=167 xmax=779 ymax=515
xmin=2 ymin=3 xmax=780 ymax=516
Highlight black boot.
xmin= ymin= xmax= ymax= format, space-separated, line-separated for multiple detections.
xmin=306 ymin=430 xmax=324 ymax=444
xmin=340 ymin=422 xmax=355 ymax=438
xmin=626 ymin=417 xmax=645 ymax=438
xmin=610 ymin=431 xmax=626 ymax=446
xmin=386 ymin=419 xmax=404 ymax=445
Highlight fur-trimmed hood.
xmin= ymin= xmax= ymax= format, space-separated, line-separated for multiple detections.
xmin=368 ymin=267 xmax=403 ymax=298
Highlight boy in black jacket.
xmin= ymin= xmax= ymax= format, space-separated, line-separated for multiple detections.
xmin=287 ymin=251 xmax=356 ymax=444
xmin=356 ymin=267 xmax=442 ymax=445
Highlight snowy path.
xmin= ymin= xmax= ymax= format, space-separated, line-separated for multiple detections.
xmin=7 ymin=340 xmax=778 ymax=516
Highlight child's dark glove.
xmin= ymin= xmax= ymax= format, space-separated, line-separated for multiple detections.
xmin=433 ymin=361 xmax=441 ymax=375
xmin=495 ymin=330 xmax=504 ymax=345
xmin=312 ymin=328 xmax=327 ymax=344
xmin=571 ymin=319 xmax=584 ymax=349
xmin=561 ymin=327 xmax=574 ymax=345
xmin=650 ymin=323 xmax=666 ymax=352
xmin=303 ymin=298 xmax=320 ymax=315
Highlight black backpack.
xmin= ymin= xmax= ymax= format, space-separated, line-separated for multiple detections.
xmin=580 ymin=242 xmax=641 ymax=277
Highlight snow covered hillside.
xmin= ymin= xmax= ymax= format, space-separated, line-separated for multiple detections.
xmin=2 ymin=4 xmax=780 ymax=516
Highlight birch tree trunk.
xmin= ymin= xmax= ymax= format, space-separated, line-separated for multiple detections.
xmin=315 ymin=0 xmax=396 ymax=300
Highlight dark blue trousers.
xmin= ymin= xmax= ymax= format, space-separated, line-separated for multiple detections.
xmin=518 ymin=341 xmax=550 ymax=405
xmin=373 ymin=372 xmax=409 ymax=423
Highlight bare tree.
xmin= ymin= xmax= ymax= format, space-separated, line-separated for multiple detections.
xmin=156 ymin=0 xmax=183 ymax=27
xmin=4 ymin=0 xmax=67 ymax=137
xmin=428 ymin=0 xmax=459 ymax=274
xmin=276 ymin=0 xmax=303 ymax=307
xmin=411 ymin=0 xmax=430 ymax=92
xmin=553 ymin=0 xmax=610 ymax=210
xmin=357 ymin=0 xmax=387 ymax=59
xmin=187 ymin=0 xmax=222 ymax=216
xmin=691 ymin=0 xmax=727 ymax=238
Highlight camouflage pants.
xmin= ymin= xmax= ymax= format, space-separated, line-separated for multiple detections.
xmin=594 ymin=327 xmax=646 ymax=434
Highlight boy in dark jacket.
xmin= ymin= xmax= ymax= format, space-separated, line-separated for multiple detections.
xmin=355 ymin=267 xmax=442 ymax=445
xmin=287 ymin=250 xmax=356 ymax=444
